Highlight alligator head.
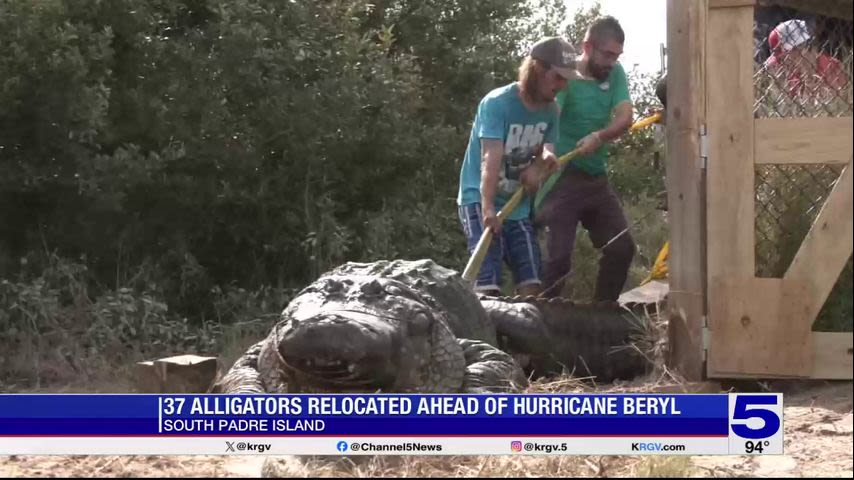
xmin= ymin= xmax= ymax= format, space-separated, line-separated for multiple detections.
xmin=257 ymin=274 xmax=466 ymax=393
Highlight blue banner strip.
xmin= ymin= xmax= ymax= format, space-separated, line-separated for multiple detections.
xmin=0 ymin=394 xmax=726 ymax=418
xmin=0 ymin=394 xmax=730 ymax=436
xmin=0 ymin=417 xmax=728 ymax=436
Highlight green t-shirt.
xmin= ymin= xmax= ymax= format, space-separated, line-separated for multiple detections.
xmin=534 ymin=63 xmax=631 ymax=210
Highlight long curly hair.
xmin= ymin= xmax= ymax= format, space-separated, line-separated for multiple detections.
xmin=517 ymin=57 xmax=549 ymax=105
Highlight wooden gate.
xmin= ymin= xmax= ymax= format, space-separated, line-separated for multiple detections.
xmin=666 ymin=0 xmax=853 ymax=380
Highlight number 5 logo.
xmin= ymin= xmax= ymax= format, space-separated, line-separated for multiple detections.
xmin=731 ymin=395 xmax=781 ymax=439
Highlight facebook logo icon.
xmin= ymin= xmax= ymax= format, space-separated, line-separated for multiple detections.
xmin=336 ymin=441 xmax=348 ymax=452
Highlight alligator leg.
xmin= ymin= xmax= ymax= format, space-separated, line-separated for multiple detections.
xmin=458 ymin=338 xmax=528 ymax=393
xmin=210 ymin=340 xmax=266 ymax=393
xmin=480 ymin=298 xmax=551 ymax=354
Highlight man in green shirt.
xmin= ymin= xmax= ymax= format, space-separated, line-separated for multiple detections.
xmin=534 ymin=16 xmax=635 ymax=301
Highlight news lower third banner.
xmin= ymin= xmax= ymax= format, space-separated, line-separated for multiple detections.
xmin=0 ymin=393 xmax=783 ymax=455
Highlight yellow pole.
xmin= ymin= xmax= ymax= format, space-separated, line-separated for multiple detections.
xmin=628 ymin=111 xmax=662 ymax=132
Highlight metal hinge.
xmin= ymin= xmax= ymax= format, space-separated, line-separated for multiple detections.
xmin=699 ymin=125 xmax=709 ymax=169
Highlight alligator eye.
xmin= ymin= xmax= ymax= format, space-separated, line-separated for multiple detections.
xmin=383 ymin=282 xmax=425 ymax=304
xmin=385 ymin=284 xmax=403 ymax=296
xmin=409 ymin=312 xmax=431 ymax=335
xmin=359 ymin=279 xmax=384 ymax=296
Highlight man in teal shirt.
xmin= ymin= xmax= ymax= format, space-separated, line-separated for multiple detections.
xmin=534 ymin=17 xmax=635 ymax=301
xmin=457 ymin=37 xmax=577 ymax=296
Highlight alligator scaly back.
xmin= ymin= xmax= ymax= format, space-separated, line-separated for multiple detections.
xmin=213 ymin=259 xmax=526 ymax=394
xmin=326 ymin=259 xmax=498 ymax=346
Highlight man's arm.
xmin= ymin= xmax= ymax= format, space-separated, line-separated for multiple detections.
xmin=481 ymin=138 xmax=504 ymax=234
xmin=596 ymin=100 xmax=633 ymax=142
xmin=520 ymin=143 xmax=559 ymax=195
xmin=576 ymin=101 xmax=633 ymax=155
xmin=576 ymin=101 xmax=632 ymax=156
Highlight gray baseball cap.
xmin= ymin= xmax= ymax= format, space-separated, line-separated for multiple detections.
xmin=529 ymin=36 xmax=579 ymax=79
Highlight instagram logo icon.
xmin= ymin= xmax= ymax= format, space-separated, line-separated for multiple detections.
xmin=511 ymin=441 xmax=523 ymax=452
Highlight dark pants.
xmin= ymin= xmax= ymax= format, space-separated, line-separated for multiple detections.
xmin=534 ymin=167 xmax=636 ymax=301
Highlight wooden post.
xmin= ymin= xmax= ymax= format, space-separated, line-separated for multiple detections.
xmin=665 ymin=0 xmax=707 ymax=381
xmin=705 ymin=3 xmax=761 ymax=376
xmin=705 ymin=4 xmax=756 ymax=280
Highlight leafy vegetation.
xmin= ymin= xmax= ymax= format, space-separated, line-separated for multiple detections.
xmin=1 ymin=0 xmax=848 ymax=386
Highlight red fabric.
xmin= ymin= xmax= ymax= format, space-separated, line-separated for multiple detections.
xmin=768 ymin=28 xmax=781 ymax=54
xmin=766 ymin=51 xmax=848 ymax=98
xmin=816 ymin=54 xmax=847 ymax=89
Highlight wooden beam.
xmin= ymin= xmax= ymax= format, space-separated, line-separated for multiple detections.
xmin=811 ymin=332 xmax=854 ymax=379
xmin=785 ymin=161 xmax=853 ymax=321
xmin=708 ymin=277 xmax=812 ymax=376
xmin=710 ymin=331 xmax=854 ymax=379
xmin=664 ymin=0 xmax=707 ymax=381
xmin=755 ymin=117 xmax=854 ymax=165
xmin=705 ymin=5 xmax=760 ymax=378
xmin=706 ymin=5 xmax=756 ymax=280
xmin=709 ymin=0 xmax=755 ymax=7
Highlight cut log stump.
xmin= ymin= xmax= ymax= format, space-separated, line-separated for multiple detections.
xmin=134 ymin=354 xmax=220 ymax=393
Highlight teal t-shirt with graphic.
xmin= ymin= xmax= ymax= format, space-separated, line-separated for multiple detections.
xmin=534 ymin=63 xmax=631 ymax=211
xmin=457 ymin=83 xmax=559 ymax=221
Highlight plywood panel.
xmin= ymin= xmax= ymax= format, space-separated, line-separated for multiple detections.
xmin=708 ymin=277 xmax=812 ymax=376
xmin=811 ymin=332 xmax=854 ymax=379
xmin=715 ymin=332 xmax=854 ymax=379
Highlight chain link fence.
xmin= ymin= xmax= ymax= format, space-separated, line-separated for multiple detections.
xmin=752 ymin=6 xmax=852 ymax=330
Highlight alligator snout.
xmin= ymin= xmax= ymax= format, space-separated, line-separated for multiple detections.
xmin=276 ymin=310 xmax=400 ymax=389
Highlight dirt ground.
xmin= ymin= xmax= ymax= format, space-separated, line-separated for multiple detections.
xmin=1 ymin=379 xmax=850 ymax=478
xmin=690 ymin=380 xmax=853 ymax=478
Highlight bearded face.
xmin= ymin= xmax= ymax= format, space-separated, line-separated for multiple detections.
xmin=585 ymin=38 xmax=623 ymax=82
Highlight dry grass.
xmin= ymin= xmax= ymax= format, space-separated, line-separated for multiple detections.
xmin=258 ymin=453 xmax=663 ymax=478
xmin=2 ymin=453 xmax=685 ymax=479
xmin=0 ymin=455 xmax=257 ymax=478
xmin=631 ymin=456 xmax=696 ymax=478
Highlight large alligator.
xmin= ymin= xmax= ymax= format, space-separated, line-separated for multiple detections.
xmin=214 ymin=259 xmax=648 ymax=395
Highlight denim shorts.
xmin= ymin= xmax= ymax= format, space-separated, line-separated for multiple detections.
xmin=458 ymin=203 xmax=542 ymax=293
